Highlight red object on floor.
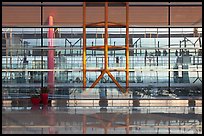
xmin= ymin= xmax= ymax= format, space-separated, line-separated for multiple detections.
xmin=41 ymin=93 xmax=49 ymax=105
xmin=31 ymin=98 xmax=41 ymax=105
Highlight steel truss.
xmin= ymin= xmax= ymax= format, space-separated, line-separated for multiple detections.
xmin=83 ymin=2 xmax=129 ymax=94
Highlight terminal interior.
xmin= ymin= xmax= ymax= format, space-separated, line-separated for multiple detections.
xmin=2 ymin=2 xmax=202 ymax=134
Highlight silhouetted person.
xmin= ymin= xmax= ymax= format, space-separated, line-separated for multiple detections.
xmin=163 ymin=49 xmax=167 ymax=56
xmin=75 ymin=77 xmax=81 ymax=83
xmin=28 ymin=51 xmax=31 ymax=56
xmin=181 ymin=49 xmax=185 ymax=56
xmin=23 ymin=56 xmax=28 ymax=64
xmin=116 ymin=56 xmax=119 ymax=67
xmin=183 ymin=49 xmax=187 ymax=56
xmin=186 ymin=49 xmax=189 ymax=56
xmin=116 ymin=56 xmax=119 ymax=64
xmin=198 ymin=49 xmax=202 ymax=56
xmin=145 ymin=50 xmax=148 ymax=66
xmin=155 ymin=49 xmax=158 ymax=56
xmin=55 ymin=51 xmax=57 ymax=56
xmin=179 ymin=49 xmax=182 ymax=56
xmin=54 ymin=28 xmax=59 ymax=38
xmin=58 ymin=51 xmax=62 ymax=61
xmin=194 ymin=28 xmax=199 ymax=37
xmin=158 ymin=49 xmax=161 ymax=56
xmin=145 ymin=50 xmax=148 ymax=57
xmin=175 ymin=50 xmax=178 ymax=56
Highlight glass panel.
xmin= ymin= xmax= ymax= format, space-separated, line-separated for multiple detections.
xmin=2 ymin=28 xmax=42 ymax=85
xmin=131 ymin=28 xmax=169 ymax=85
xmin=170 ymin=28 xmax=202 ymax=97
xmin=2 ymin=27 xmax=202 ymax=99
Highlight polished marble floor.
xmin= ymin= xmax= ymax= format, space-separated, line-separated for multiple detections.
xmin=2 ymin=100 xmax=202 ymax=134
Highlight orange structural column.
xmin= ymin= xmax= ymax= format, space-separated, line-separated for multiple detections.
xmin=125 ymin=2 xmax=129 ymax=93
xmin=85 ymin=2 xmax=128 ymax=94
xmin=88 ymin=2 xmax=125 ymax=93
xmin=83 ymin=2 xmax=87 ymax=88
xmin=104 ymin=2 xmax=108 ymax=70
xmin=48 ymin=16 xmax=55 ymax=93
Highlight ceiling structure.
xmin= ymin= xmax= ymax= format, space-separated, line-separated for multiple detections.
xmin=2 ymin=2 xmax=202 ymax=27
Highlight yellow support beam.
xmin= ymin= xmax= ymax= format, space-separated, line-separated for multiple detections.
xmin=85 ymin=2 xmax=129 ymax=94
xmin=83 ymin=2 xmax=87 ymax=88
xmin=125 ymin=2 xmax=129 ymax=93
xmin=107 ymin=71 xmax=125 ymax=93
xmin=104 ymin=2 xmax=108 ymax=70
xmin=90 ymin=70 xmax=106 ymax=88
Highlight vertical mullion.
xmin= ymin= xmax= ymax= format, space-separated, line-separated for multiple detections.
xmin=41 ymin=2 xmax=43 ymax=88
xmin=168 ymin=3 xmax=171 ymax=91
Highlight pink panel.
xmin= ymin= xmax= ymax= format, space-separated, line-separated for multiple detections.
xmin=48 ymin=16 xmax=55 ymax=93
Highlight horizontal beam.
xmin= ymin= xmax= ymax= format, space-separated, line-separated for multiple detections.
xmin=2 ymin=47 xmax=202 ymax=50
xmin=2 ymin=3 xmax=202 ymax=7
xmin=86 ymin=46 xmax=126 ymax=50
xmin=2 ymin=69 xmax=202 ymax=72
xmin=2 ymin=83 xmax=202 ymax=89
xmin=2 ymin=25 xmax=202 ymax=28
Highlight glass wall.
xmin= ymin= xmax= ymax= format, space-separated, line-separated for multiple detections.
xmin=2 ymin=27 xmax=202 ymax=95
xmin=169 ymin=28 xmax=202 ymax=97
xmin=2 ymin=2 xmax=202 ymax=99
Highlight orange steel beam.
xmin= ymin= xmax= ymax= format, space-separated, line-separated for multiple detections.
xmin=104 ymin=2 xmax=108 ymax=70
xmin=83 ymin=2 xmax=86 ymax=88
xmin=89 ymin=2 xmax=107 ymax=89
xmin=86 ymin=45 xmax=126 ymax=50
xmin=107 ymin=71 xmax=125 ymax=93
xmin=86 ymin=21 xmax=126 ymax=28
xmin=88 ymin=2 xmax=127 ymax=94
xmin=125 ymin=2 xmax=129 ymax=93
xmin=90 ymin=70 xmax=106 ymax=88
xmin=104 ymin=2 xmax=124 ymax=92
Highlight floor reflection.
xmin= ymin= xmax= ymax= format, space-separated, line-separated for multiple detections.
xmin=2 ymin=105 xmax=202 ymax=134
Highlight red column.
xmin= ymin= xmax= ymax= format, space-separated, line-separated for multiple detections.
xmin=48 ymin=16 xmax=55 ymax=93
